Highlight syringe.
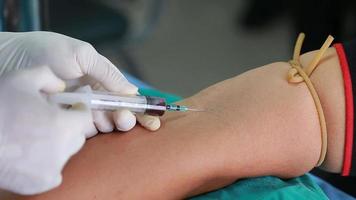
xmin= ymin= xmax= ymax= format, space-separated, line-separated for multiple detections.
xmin=49 ymin=86 xmax=201 ymax=116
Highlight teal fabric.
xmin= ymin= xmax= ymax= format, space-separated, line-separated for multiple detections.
xmin=138 ymin=88 xmax=182 ymax=103
xmin=139 ymin=88 xmax=328 ymax=200
xmin=190 ymin=175 xmax=328 ymax=200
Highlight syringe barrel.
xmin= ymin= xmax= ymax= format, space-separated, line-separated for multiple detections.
xmin=49 ymin=91 xmax=167 ymax=116
xmin=90 ymin=93 xmax=167 ymax=116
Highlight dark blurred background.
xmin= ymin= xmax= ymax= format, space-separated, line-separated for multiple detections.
xmin=1 ymin=0 xmax=356 ymax=196
xmin=3 ymin=0 xmax=356 ymax=97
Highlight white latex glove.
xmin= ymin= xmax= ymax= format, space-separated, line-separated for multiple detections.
xmin=0 ymin=66 xmax=94 ymax=195
xmin=0 ymin=31 xmax=160 ymax=135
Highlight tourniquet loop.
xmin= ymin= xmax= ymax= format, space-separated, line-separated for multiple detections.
xmin=287 ymin=33 xmax=334 ymax=166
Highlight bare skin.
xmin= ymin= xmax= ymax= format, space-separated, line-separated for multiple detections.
xmin=301 ymin=48 xmax=345 ymax=173
xmin=0 ymin=48 xmax=345 ymax=199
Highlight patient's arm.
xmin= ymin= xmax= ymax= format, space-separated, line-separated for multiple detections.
xmin=14 ymin=48 xmax=343 ymax=200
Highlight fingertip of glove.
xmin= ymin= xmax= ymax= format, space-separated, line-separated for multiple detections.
xmin=137 ymin=115 xmax=161 ymax=131
xmin=146 ymin=119 xmax=161 ymax=131
xmin=113 ymin=109 xmax=136 ymax=132
xmin=92 ymin=111 xmax=115 ymax=133
xmin=94 ymin=120 xmax=114 ymax=133
xmin=85 ymin=126 xmax=98 ymax=138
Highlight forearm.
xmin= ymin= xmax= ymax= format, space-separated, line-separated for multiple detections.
xmin=20 ymin=113 xmax=231 ymax=199
xmin=19 ymin=61 xmax=327 ymax=200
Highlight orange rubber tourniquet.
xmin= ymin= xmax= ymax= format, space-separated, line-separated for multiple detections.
xmin=288 ymin=33 xmax=334 ymax=166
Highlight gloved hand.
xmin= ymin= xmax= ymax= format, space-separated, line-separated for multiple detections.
xmin=0 ymin=66 xmax=94 ymax=195
xmin=0 ymin=31 xmax=160 ymax=135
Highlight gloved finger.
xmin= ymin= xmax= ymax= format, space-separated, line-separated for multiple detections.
xmin=112 ymin=109 xmax=136 ymax=132
xmin=71 ymin=103 xmax=98 ymax=138
xmin=85 ymin=51 xmax=137 ymax=94
xmin=74 ymin=84 xmax=115 ymax=134
xmin=23 ymin=66 xmax=66 ymax=94
xmin=136 ymin=114 xmax=161 ymax=131
xmin=92 ymin=110 xmax=115 ymax=133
